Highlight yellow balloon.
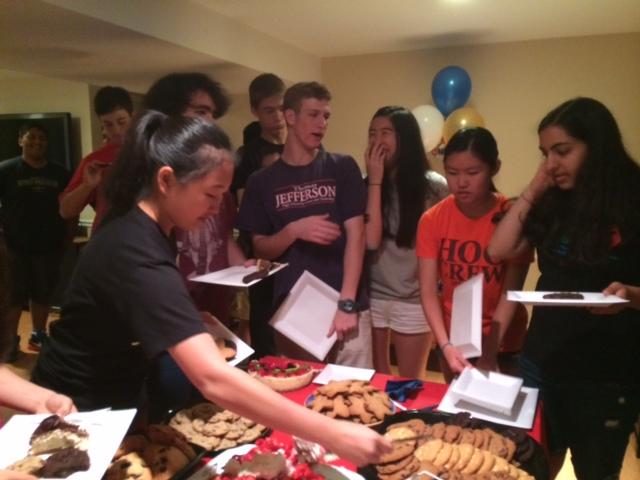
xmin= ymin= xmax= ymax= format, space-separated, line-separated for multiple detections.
xmin=443 ymin=107 xmax=485 ymax=144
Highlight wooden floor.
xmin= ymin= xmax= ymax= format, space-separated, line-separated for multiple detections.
xmin=2 ymin=311 xmax=639 ymax=479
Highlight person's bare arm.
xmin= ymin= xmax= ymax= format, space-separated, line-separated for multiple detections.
xmin=169 ymin=334 xmax=391 ymax=466
xmin=59 ymin=162 xmax=105 ymax=219
xmin=364 ymin=144 xmax=385 ymax=250
xmin=418 ymin=258 xmax=471 ymax=374
xmin=252 ymin=214 xmax=341 ymax=260
xmin=488 ymin=162 xmax=554 ymax=261
xmin=328 ymin=215 xmax=365 ymax=340
xmin=0 ymin=365 xmax=76 ymax=415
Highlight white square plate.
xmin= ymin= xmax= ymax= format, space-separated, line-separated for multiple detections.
xmin=190 ymin=263 xmax=288 ymax=287
xmin=507 ymin=290 xmax=629 ymax=307
xmin=450 ymin=274 xmax=483 ymax=358
xmin=0 ymin=409 xmax=137 ymax=480
xmin=205 ymin=316 xmax=254 ymax=367
xmin=439 ymin=383 xmax=539 ymax=429
xmin=269 ymin=271 xmax=338 ymax=361
xmin=313 ymin=364 xmax=375 ymax=385
xmin=449 ymin=368 xmax=523 ymax=416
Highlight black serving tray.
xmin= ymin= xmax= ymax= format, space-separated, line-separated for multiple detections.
xmin=358 ymin=409 xmax=549 ymax=480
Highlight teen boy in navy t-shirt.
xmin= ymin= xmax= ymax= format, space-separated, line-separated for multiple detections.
xmin=237 ymin=82 xmax=372 ymax=367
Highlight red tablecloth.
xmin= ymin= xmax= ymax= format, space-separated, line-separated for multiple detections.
xmin=262 ymin=356 xmax=543 ymax=469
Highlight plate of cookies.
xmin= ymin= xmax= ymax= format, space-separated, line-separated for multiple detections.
xmin=358 ymin=410 xmax=548 ymax=480
xmin=167 ymin=402 xmax=270 ymax=452
xmin=104 ymin=423 xmax=206 ymax=480
xmin=305 ymin=380 xmax=395 ymax=425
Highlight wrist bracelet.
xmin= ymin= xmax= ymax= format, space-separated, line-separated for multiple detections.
xmin=441 ymin=342 xmax=453 ymax=350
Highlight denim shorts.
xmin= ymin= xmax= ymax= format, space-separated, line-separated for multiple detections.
xmin=520 ymin=355 xmax=639 ymax=480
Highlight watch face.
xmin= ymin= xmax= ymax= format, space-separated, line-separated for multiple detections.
xmin=338 ymin=299 xmax=358 ymax=313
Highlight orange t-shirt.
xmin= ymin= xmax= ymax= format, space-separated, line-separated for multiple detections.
xmin=416 ymin=194 xmax=533 ymax=335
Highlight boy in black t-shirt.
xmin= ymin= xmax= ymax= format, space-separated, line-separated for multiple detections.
xmin=234 ymin=73 xmax=287 ymax=357
xmin=0 ymin=123 xmax=70 ymax=361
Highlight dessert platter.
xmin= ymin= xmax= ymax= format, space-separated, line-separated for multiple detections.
xmin=248 ymin=358 xmax=316 ymax=392
xmin=105 ymin=423 xmax=204 ymax=480
xmin=167 ymin=402 xmax=269 ymax=452
xmin=305 ymin=380 xmax=394 ymax=425
xmin=0 ymin=409 xmax=137 ymax=479
xmin=358 ymin=411 xmax=548 ymax=480
xmin=186 ymin=437 xmax=361 ymax=480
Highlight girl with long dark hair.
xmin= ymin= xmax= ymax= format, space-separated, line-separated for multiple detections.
xmin=417 ymin=127 xmax=532 ymax=382
xmin=33 ymin=110 xmax=390 ymax=466
xmin=365 ymin=106 xmax=448 ymax=378
xmin=488 ymin=97 xmax=640 ymax=479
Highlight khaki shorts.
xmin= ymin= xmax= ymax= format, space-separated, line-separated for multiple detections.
xmin=369 ymin=298 xmax=431 ymax=335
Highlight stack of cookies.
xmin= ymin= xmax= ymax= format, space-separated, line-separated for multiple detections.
xmin=373 ymin=419 xmax=535 ymax=480
xmin=105 ymin=424 xmax=197 ymax=480
xmin=169 ymin=402 xmax=268 ymax=450
xmin=307 ymin=380 xmax=393 ymax=424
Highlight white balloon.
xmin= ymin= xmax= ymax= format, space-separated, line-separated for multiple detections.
xmin=412 ymin=104 xmax=444 ymax=152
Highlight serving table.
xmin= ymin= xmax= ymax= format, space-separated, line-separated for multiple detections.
xmin=239 ymin=356 xmax=544 ymax=473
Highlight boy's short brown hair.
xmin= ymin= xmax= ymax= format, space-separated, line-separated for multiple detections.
xmin=283 ymin=82 xmax=331 ymax=113
xmin=249 ymin=73 xmax=285 ymax=109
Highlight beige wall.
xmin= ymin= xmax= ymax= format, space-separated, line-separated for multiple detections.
xmin=320 ymin=32 xmax=640 ymax=291
xmin=322 ymin=32 xmax=640 ymax=197
xmin=0 ymin=71 xmax=94 ymax=164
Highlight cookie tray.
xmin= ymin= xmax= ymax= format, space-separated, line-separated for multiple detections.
xmin=357 ymin=410 xmax=549 ymax=480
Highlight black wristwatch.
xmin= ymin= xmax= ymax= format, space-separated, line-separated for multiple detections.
xmin=337 ymin=298 xmax=359 ymax=314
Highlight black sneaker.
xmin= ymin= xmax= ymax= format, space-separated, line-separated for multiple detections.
xmin=28 ymin=330 xmax=48 ymax=351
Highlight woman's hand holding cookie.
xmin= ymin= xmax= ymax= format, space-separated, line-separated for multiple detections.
xmin=326 ymin=420 xmax=392 ymax=467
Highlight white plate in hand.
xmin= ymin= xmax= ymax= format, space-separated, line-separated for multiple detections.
xmin=190 ymin=263 xmax=288 ymax=287
xmin=0 ymin=409 xmax=137 ymax=480
xmin=507 ymin=290 xmax=629 ymax=307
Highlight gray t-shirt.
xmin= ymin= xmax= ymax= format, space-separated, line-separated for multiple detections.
xmin=369 ymin=171 xmax=448 ymax=303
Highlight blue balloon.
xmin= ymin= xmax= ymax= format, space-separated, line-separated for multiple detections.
xmin=431 ymin=66 xmax=472 ymax=117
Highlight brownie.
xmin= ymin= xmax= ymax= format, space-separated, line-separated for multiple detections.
xmin=40 ymin=447 xmax=90 ymax=478
xmin=542 ymin=292 xmax=584 ymax=299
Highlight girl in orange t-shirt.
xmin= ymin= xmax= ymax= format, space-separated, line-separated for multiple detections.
xmin=417 ymin=127 xmax=531 ymax=382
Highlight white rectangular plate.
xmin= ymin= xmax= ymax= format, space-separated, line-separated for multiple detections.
xmin=190 ymin=263 xmax=288 ymax=287
xmin=450 ymin=274 xmax=483 ymax=358
xmin=507 ymin=290 xmax=629 ymax=307
xmin=269 ymin=271 xmax=338 ymax=361
xmin=205 ymin=316 xmax=254 ymax=367
xmin=439 ymin=383 xmax=539 ymax=429
xmin=449 ymin=368 xmax=523 ymax=416
xmin=313 ymin=364 xmax=375 ymax=385
xmin=0 ymin=408 xmax=137 ymax=480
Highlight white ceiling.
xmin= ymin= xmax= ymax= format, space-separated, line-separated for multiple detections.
xmin=0 ymin=0 xmax=639 ymax=94
xmin=198 ymin=0 xmax=640 ymax=57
